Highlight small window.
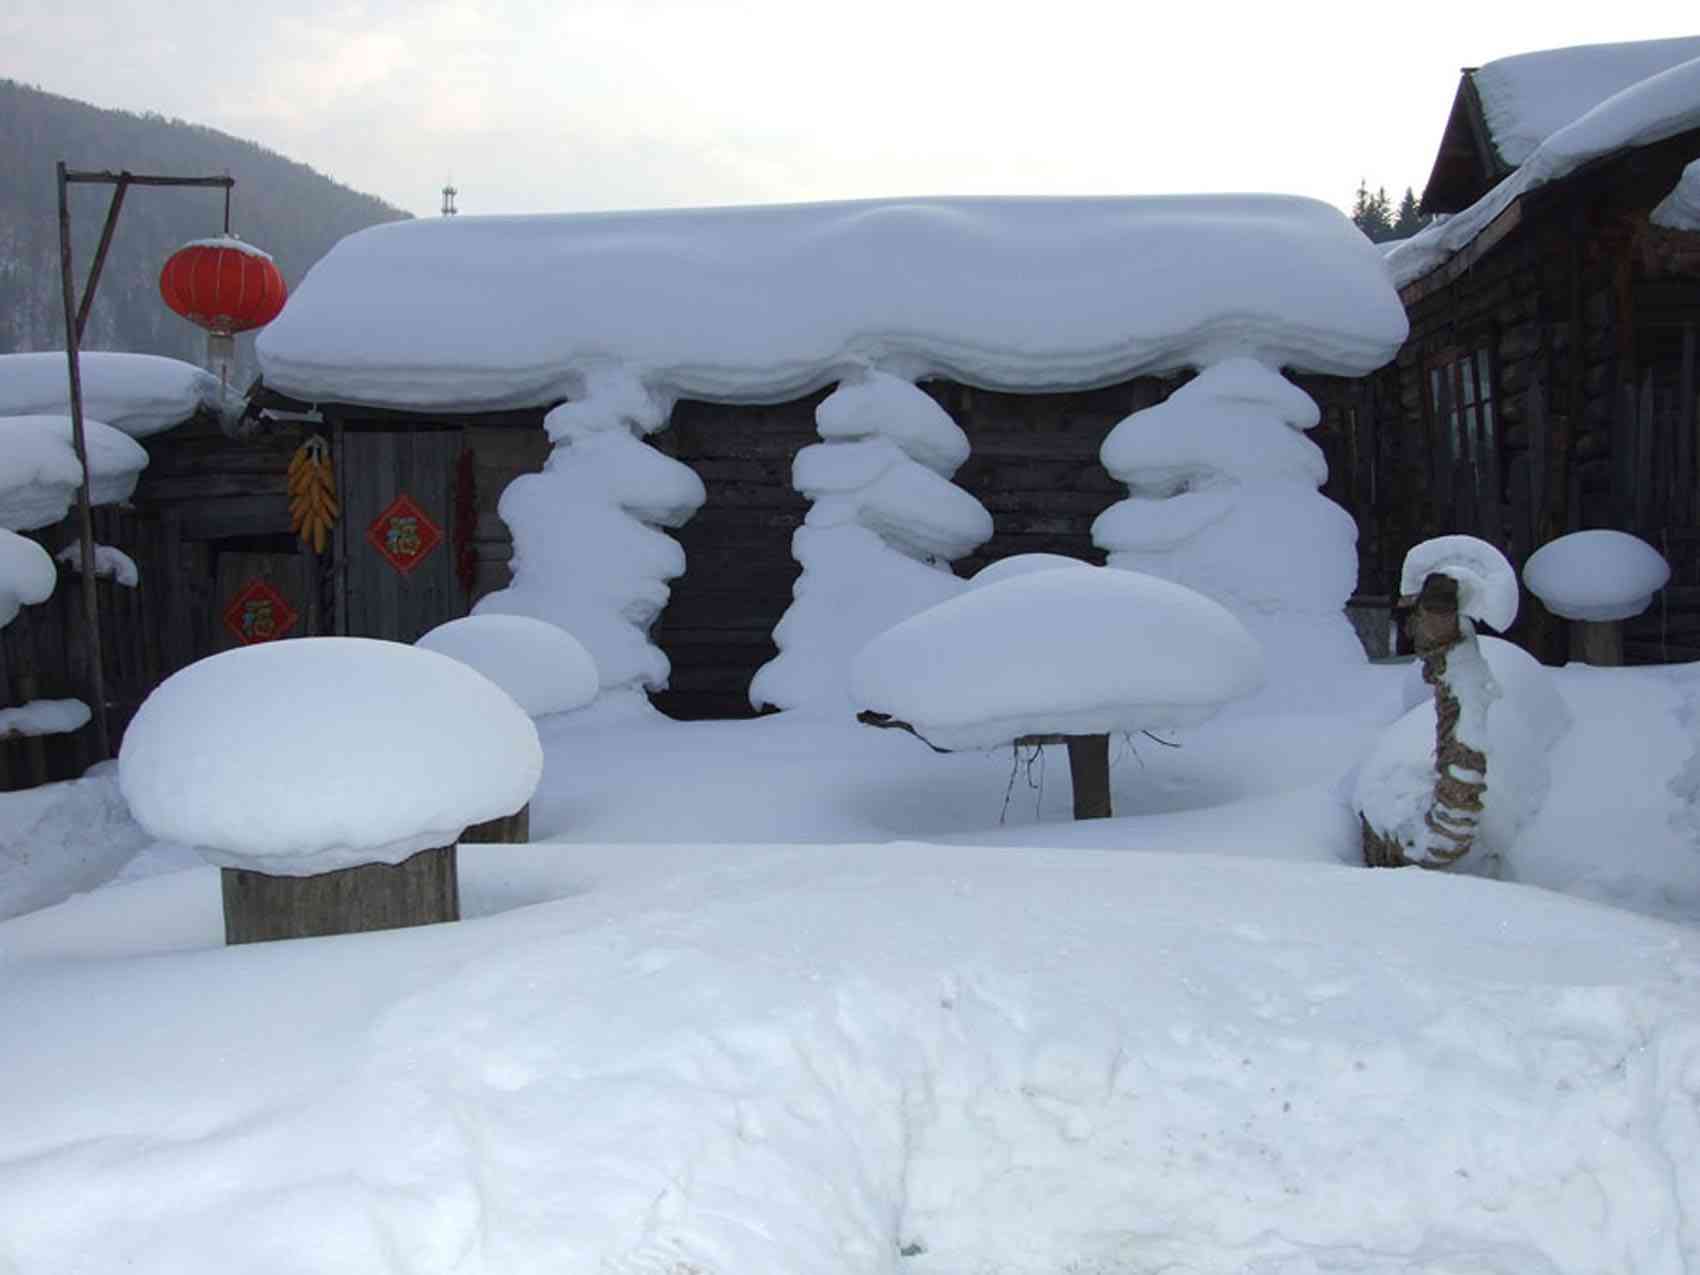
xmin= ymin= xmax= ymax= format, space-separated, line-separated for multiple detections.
xmin=1426 ymin=346 xmax=1496 ymax=467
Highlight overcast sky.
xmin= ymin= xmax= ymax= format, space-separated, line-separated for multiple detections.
xmin=4 ymin=2 xmax=1696 ymax=220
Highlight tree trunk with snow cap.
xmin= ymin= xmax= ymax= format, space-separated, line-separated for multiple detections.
xmin=1362 ymin=573 xmax=1492 ymax=868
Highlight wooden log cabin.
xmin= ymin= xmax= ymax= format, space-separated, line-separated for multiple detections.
xmin=7 ymin=197 xmax=1403 ymax=783
xmin=1345 ymin=39 xmax=1700 ymax=664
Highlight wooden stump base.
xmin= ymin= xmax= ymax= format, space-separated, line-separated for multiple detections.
xmin=221 ymin=843 xmax=460 ymax=945
xmin=1570 ymin=619 xmax=1624 ymax=667
xmin=461 ymin=803 xmax=530 ymax=844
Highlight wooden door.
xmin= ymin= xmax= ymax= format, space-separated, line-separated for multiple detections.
xmin=339 ymin=429 xmax=466 ymax=643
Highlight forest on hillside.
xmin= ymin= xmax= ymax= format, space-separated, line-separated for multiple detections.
xmin=0 ymin=80 xmax=410 ymax=384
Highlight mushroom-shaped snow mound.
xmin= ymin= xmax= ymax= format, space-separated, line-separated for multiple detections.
xmin=416 ymin=614 xmax=599 ymax=716
xmin=118 ymin=637 xmax=543 ymax=875
xmin=1523 ymin=529 xmax=1671 ymax=622
xmin=0 ymin=529 xmax=56 ymax=627
xmin=1400 ymin=535 xmax=1519 ymax=631
xmin=967 ymin=553 xmax=1093 ymax=590
xmin=851 ymin=566 xmax=1264 ymax=751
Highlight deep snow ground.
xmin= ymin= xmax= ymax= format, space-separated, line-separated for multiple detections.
xmin=2 ymin=658 xmax=1700 ymax=1274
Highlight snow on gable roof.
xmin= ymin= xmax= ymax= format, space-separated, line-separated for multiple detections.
xmin=1474 ymin=37 xmax=1700 ymax=168
xmin=0 ymin=353 xmax=225 ymax=439
xmin=256 ymin=195 xmax=1407 ymax=413
xmin=1390 ymin=54 xmax=1700 ymax=290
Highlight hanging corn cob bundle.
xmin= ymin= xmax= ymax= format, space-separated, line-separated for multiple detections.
xmin=288 ymin=435 xmax=338 ymax=554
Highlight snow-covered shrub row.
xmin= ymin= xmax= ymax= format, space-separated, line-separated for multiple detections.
xmin=751 ymin=369 xmax=991 ymax=714
xmin=1092 ymin=357 xmax=1365 ymax=696
xmin=475 ymin=368 xmax=705 ymax=704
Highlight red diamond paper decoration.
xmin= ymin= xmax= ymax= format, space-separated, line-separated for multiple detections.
xmin=366 ymin=493 xmax=442 ymax=576
xmin=222 ymin=578 xmax=298 ymax=645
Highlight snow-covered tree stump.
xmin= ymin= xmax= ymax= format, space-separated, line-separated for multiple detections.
xmin=1523 ymin=530 xmax=1670 ymax=669
xmin=221 ymin=846 xmax=460 ymax=944
xmin=119 ymin=638 xmax=543 ymax=945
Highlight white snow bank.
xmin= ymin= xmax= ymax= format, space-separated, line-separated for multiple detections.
xmin=53 ymin=542 xmax=138 ymax=587
xmin=1391 ymin=55 xmax=1700 ymax=287
xmin=0 ymin=770 xmax=165 ymax=922
xmin=259 ymin=195 xmax=1408 ymax=411
xmin=118 ymin=638 xmax=543 ymax=874
xmin=0 ymin=844 xmax=1696 ymax=1275
xmin=1523 ymin=529 xmax=1671 ymax=622
xmin=0 ymin=352 xmax=224 ymax=438
xmin=0 ymin=700 xmax=89 ymax=740
xmin=415 ymin=614 xmax=598 ymax=717
xmin=0 ymin=530 xmax=56 ymax=626
xmin=1472 ymin=37 xmax=1700 ymax=167
xmin=0 ymin=415 xmax=149 ymax=530
xmin=1400 ymin=534 xmax=1520 ymax=631
xmin=852 ymin=566 xmax=1263 ymax=750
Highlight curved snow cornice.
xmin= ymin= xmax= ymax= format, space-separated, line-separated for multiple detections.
xmin=256 ymin=195 xmax=1408 ymax=413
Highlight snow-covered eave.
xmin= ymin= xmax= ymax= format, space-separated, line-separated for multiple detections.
xmin=1396 ymin=119 xmax=1700 ymax=306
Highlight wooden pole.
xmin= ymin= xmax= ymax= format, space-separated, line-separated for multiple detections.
xmin=1064 ymin=734 xmax=1112 ymax=819
xmin=56 ymin=160 xmax=111 ymax=763
xmin=74 ymin=176 xmax=130 ymax=343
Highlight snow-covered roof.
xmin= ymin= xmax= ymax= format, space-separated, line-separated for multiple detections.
xmin=851 ymin=566 xmax=1264 ymax=751
xmin=118 ymin=637 xmax=544 ymax=875
xmin=1395 ymin=51 xmax=1700 ymax=288
xmin=257 ymin=195 xmax=1408 ymax=413
xmin=0 ymin=415 xmax=150 ymax=531
xmin=1473 ymin=37 xmax=1700 ymax=168
xmin=0 ymin=353 xmax=225 ymax=438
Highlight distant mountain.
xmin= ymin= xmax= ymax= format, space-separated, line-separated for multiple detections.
xmin=0 ymin=80 xmax=411 ymax=386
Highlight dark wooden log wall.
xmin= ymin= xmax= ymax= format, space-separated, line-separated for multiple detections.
xmin=1355 ymin=202 xmax=1700 ymax=665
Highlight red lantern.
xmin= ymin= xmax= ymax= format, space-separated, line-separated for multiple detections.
xmin=159 ymin=236 xmax=287 ymax=335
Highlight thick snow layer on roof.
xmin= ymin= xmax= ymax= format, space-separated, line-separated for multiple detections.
xmin=1401 ymin=535 xmax=1520 ymax=632
xmin=0 ymin=415 xmax=149 ymax=531
xmin=0 ymin=530 xmax=56 ymax=627
xmin=0 ymin=353 xmax=223 ymax=438
xmin=1523 ymin=529 xmax=1671 ymax=622
xmin=1391 ymin=55 xmax=1700 ymax=288
xmin=1473 ymin=37 xmax=1700 ymax=166
xmin=851 ymin=566 xmax=1263 ymax=751
xmin=258 ymin=195 xmax=1407 ymax=411
xmin=118 ymin=638 xmax=542 ymax=874
xmin=415 ymin=614 xmax=598 ymax=717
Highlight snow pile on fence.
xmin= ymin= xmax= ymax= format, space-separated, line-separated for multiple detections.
xmin=752 ymin=369 xmax=992 ymax=713
xmin=258 ymin=194 xmax=1407 ymax=411
xmin=0 ymin=415 xmax=149 ymax=531
xmin=1092 ymin=357 xmax=1364 ymax=697
xmin=1390 ymin=54 xmax=1700 ymax=286
xmin=474 ymin=369 xmax=706 ymax=701
xmin=0 ymin=352 xmax=225 ymax=438
xmin=0 ymin=531 xmax=55 ymax=628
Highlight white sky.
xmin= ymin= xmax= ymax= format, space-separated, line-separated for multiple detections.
xmin=3 ymin=2 xmax=1696 ymax=220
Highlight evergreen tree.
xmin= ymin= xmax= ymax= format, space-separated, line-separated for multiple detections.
xmin=1392 ymin=187 xmax=1430 ymax=239
xmin=1350 ymin=180 xmax=1392 ymax=242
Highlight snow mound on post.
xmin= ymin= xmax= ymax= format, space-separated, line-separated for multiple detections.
xmin=851 ymin=566 xmax=1263 ymax=751
xmin=416 ymin=614 xmax=598 ymax=717
xmin=0 ymin=352 xmax=225 ymax=438
xmin=0 ymin=530 xmax=56 ymax=627
xmin=0 ymin=416 xmax=149 ymax=531
xmin=1400 ymin=535 xmax=1519 ymax=632
xmin=1523 ymin=529 xmax=1670 ymax=622
xmin=258 ymin=195 xmax=1407 ymax=410
xmin=118 ymin=638 xmax=542 ymax=875
xmin=968 ymin=553 xmax=1092 ymax=589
